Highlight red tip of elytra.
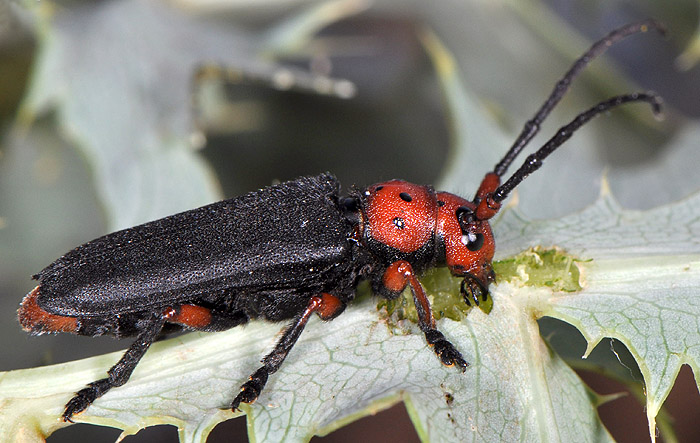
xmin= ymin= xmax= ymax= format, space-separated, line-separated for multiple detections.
xmin=18 ymin=286 xmax=78 ymax=334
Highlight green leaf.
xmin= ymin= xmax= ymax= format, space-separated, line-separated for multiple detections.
xmin=496 ymin=183 xmax=700 ymax=439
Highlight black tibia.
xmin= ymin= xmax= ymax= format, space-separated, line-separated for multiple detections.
xmin=231 ymin=294 xmax=344 ymax=411
xmin=62 ymin=313 xmax=166 ymax=422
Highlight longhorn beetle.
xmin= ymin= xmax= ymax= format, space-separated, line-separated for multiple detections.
xmin=19 ymin=20 xmax=664 ymax=422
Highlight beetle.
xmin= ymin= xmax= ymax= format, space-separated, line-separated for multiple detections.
xmin=18 ymin=20 xmax=664 ymax=422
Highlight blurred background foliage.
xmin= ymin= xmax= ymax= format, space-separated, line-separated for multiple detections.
xmin=1 ymin=0 xmax=699 ymax=441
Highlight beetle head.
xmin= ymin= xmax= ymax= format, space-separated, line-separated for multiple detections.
xmin=435 ymin=191 xmax=495 ymax=304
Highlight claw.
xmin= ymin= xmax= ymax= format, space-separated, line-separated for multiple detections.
xmin=424 ymin=329 xmax=469 ymax=371
xmin=62 ymin=386 xmax=97 ymax=422
xmin=433 ymin=339 xmax=469 ymax=371
xmin=231 ymin=367 xmax=268 ymax=411
xmin=231 ymin=383 xmax=259 ymax=412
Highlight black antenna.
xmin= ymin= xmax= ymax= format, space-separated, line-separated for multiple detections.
xmin=492 ymin=19 xmax=666 ymax=179
xmin=492 ymin=92 xmax=662 ymax=203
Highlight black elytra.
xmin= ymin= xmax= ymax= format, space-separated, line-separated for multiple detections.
xmin=18 ymin=20 xmax=665 ymax=422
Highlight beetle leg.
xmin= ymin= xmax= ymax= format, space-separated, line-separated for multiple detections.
xmin=62 ymin=312 xmax=167 ymax=422
xmin=231 ymin=293 xmax=345 ymax=411
xmin=383 ymin=260 xmax=468 ymax=371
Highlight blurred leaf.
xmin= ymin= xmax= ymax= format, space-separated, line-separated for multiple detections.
xmin=18 ymin=0 xmax=252 ymax=230
xmin=674 ymin=0 xmax=700 ymax=70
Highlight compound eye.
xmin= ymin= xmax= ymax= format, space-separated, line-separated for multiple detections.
xmin=456 ymin=207 xmax=484 ymax=251
xmin=461 ymin=232 xmax=485 ymax=251
xmin=456 ymin=206 xmax=476 ymax=231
